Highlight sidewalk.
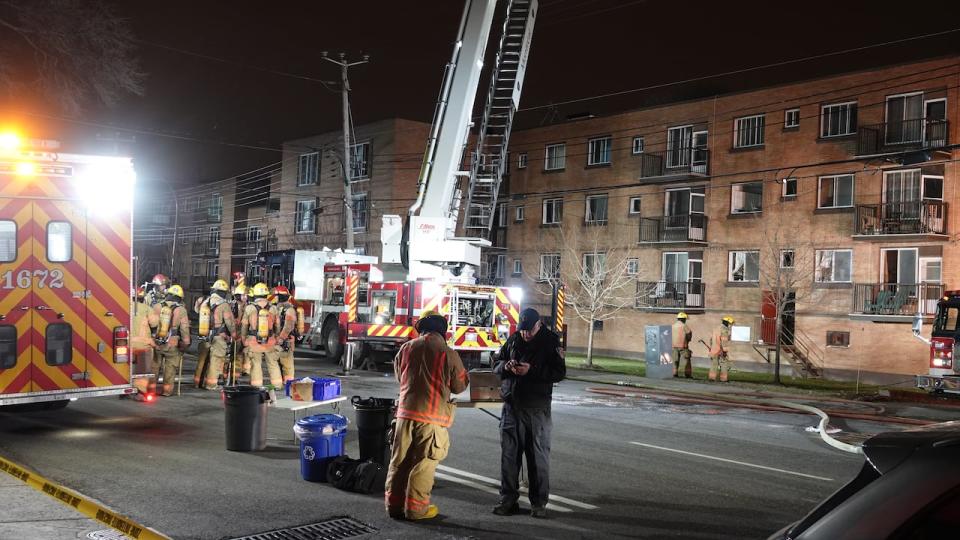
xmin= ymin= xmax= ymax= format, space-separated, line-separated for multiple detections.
xmin=0 ymin=470 xmax=109 ymax=540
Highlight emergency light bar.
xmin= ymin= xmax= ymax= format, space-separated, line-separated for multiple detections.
xmin=0 ymin=161 xmax=74 ymax=177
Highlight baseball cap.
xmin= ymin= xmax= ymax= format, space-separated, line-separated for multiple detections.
xmin=517 ymin=308 xmax=540 ymax=331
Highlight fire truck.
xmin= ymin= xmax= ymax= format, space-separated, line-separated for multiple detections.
xmin=0 ymin=134 xmax=137 ymax=408
xmin=914 ymin=290 xmax=960 ymax=393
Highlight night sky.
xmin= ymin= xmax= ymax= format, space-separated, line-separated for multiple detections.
xmin=6 ymin=0 xmax=960 ymax=188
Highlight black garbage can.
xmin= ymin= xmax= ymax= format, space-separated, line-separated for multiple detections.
xmin=351 ymin=396 xmax=395 ymax=466
xmin=223 ymin=385 xmax=269 ymax=452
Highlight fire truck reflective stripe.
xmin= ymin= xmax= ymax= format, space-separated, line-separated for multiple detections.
xmin=366 ymin=325 xmax=413 ymax=338
xmin=346 ymin=273 xmax=359 ymax=323
xmin=0 ymin=453 xmax=170 ymax=540
xmin=556 ymin=287 xmax=565 ymax=331
xmin=0 ymin=366 xmax=31 ymax=394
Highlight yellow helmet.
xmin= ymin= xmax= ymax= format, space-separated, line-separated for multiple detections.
xmin=251 ymin=282 xmax=270 ymax=298
xmin=677 ymin=312 xmax=688 ymax=320
xmin=233 ymin=284 xmax=246 ymax=295
xmin=167 ymin=284 xmax=184 ymax=298
xmin=722 ymin=316 xmax=735 ymax=325
xmin=420 ymin=310 xmax=441 ymax=319
xmin=211 ymin=279 xmax=229 ymax=292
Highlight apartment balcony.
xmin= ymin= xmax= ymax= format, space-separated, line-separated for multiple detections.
xmin=635 ymin=281 xmax=706 ymax=312
xmin=639 ymin=214 xmax=708 ymax=244
xmin=853 ymin=201 xmax=947 ymax=240
xmin=192 ymin=206 xmax=223 ymax=224
xmin=489 ymin=227 xmax=507 ymax=250
xmin=232 ymin=239 xmax=264 ymax=256
xmin=851 ymin=282 xmax=943 ymax=322
xmin=856 ymin=119 xmax=949 ymax=157
xmin=637 ymin=149 xmax=709 ymax=183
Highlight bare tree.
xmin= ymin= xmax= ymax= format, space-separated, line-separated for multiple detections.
xmin=0 ymin=0 xmax=145 ymax=113
xmin=527 ymin=216 xmax=650 ymax=367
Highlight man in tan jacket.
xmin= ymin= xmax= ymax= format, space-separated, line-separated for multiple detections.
xmin=672 ymin=312 xmax=693 ymax=378
xmin=385 ymin=310 xmax=468 ymax=521
xmin=710 ymin=316 xmax=734 ymax=382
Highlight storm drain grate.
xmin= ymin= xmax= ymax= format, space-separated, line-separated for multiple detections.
xmin=227 ymin=517 xmax=377 ymax=540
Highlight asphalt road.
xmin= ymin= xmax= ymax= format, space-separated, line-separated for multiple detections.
xmin=0 ymin=351 xmax=869 ymax=540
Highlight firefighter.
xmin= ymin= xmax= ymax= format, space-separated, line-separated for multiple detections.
xmin=130 ymin=285 xmax=154 ymax=394
xmin=229 ymin=283 xmax=248 ymax=379
xmin=194 ymin=279 xmax=230 ymax=388
xmin=274 ymin=285 xmax=300 ymax=385
xmin=385 ymin=310 xmax=468 ymax=521
xmin=672 ymin=312 xmax=693 ymax=378
xmin=241 ymin=282 xmax=282 ymax=388
xmin=202 ymin=281 xmax=237 ymax=390
xmin=147 ymin=284 xmax=191 ymax=397
xmin=144 ymin=273 xmax=170 ymax=306
xmin=709 ymin=316 xmax=734 ymax=382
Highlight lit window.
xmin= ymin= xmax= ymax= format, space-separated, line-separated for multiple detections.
xmin=47 ymin=222 xmax=71 ymax=263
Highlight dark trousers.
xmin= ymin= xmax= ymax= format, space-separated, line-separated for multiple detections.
xmin=499 ymin=403 xmax=552 ymax=508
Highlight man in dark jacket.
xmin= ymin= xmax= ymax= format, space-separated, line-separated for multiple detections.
xmin=492 ymin=308 xmax=566 ymax=519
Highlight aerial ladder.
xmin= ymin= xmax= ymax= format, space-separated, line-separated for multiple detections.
xmin=381 ymin=0 xmax=538 ymax=282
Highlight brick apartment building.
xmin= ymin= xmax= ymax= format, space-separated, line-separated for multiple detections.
xmin=503 ymin=56 xmax=960 ymax=382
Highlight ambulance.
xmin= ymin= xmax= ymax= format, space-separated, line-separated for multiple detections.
xmin=0 ymin=134 xmax=137 ymax=408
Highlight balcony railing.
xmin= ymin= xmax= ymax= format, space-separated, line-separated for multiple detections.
xmin=852 ymin=283 xmax=943 ymax=317
xmin=232 ymin=239 xmax=263 ymax=255
xmin=857 ymin=118 xmax=949 ymax=156
xmin=636 ymin=281 xmax=706 ymax=310
xmin=855 ymin=201 xmax=947 ymax=236
xmin=639 ymin=214 xmax=708 ymax=243
xmin=638 ymin=148 xmax=709 ymax=179
xmin=192 ymin=206 xmax=223 ymax=224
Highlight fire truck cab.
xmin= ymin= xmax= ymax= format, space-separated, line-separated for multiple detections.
xmin=916 ymin=290 xmax=960 ymax=393
xmin=0 ymin=136 xmax=137 ymax=408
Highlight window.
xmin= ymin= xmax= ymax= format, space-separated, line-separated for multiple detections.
xmin=47 ymin=222 xmax=71 ymax=262
xmin=515 ymin=205 xmax=525 ymax=222
xmin=297 ymin=152 xmax=319 ymax=186
xmin=585 ymin=194 xmax=608 ymax=224
xmin=632 ymin=136 xmax=644 ymax=154
xmin=826 ymin=331 xmax=850 ymax=348
xmin=820 ymin=102 xmax=858 ymax=138
xmin=512 ymin=259 xmax=522 ymax=277
xmin=815 ymin=249 xmax=853 ymax=283
xmin=593 ymin=320 xmax=604 ymax=331
xmin=542 ymin=198 xmax=563 ymax=225
xmin=626 ymin=258 xmax=639 ymax=275
xmin=731 ymin=182 xmax=763 ymax=214
xmin=493 ymin=255 xmax=505 ymax=279
xmin=351 ymin=193 xmax=368 ymax=231
xmin=781 ymin=250 xmax=795 ymax=269
xmin=545 ymin=143 xmax=566 ymax=170
xmin=193 ymin=227 xmax=201 ymax=246
xmin=539 ymin=253 xmax=561 ymax=280
xmin=206 ymin=261 xmax=219 ymax=281
xmin=667 ymin=125 xmax=693 ymax=167
xmin=295 ymin=199 xmax=317 ymax=234
xmin=496 ymin=203 xmax=507 ymax=228
xmin=728 ymin=251 xmax=760 ymax=282
xmin=733 ymin=114 xmax=765 ymax=148
xmin=517 ymin=153 xmax=528 ymax=169
xmin=587 ymin=136 xmax=612 ymax=165
xmin=629 ymin=197 xmax=642 ymax=215
xmin=209 ymin=193 xmax=223 ymax=221
xmin=247 ymin=225 xmax=263 ymax=251
xmin=181 ymin=227 xmax=188 ymax=245
xmin=208 ymin=227 xmax=220 ymax=254
xmin=818 ymin=174 xmax=854 ymax=208
xmin=583 ymin=252 xmax=607 ymax=279
xmin=192 ymin=261 xmax=202 ymax=277
xmin=45 ymin=323 xmax=72 ymax=366
xmin=349 ymin=142 xmax=370 ymax=180
xmin=782 ymin=177 xmax=798 ymax=198
xmin=785 ymin=108 xmax=800 ymax=128
xmin=0 ymin=221 xmax=15 ymax=262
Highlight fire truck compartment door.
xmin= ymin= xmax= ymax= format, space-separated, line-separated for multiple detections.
xmin=0 ymin=198 xmax=35 ymax=395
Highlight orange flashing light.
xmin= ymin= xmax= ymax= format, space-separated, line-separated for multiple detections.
xmin=0 ymin=132 xmax=20 ymax=152
xmin=14 ymin=162 xmax=36 ymax=176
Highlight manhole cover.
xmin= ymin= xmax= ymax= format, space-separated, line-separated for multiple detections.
xmin=227 ymin=517 xmax=377 ymax=540
xmin=87 ymin=530 xmax=129 ymax=540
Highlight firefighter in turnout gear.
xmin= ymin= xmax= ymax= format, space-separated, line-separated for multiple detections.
xmin=241 ymin=282 xmax=282 ymax=388
xmin=146 ymin=284 xmax=191 ymax=396
xmin=144 ymin=273 xmax=170 ymax=307
xmin=672 ymin=312 xmax=693 ymax=378
xmin=230 ymin=284 xmax=249 ymax=378
xmin=202 ymin=281 xmax=237 ymax=390
xmin=709 ymin=316 xmax=734 ymax=382
xmin=274 ymin=285 xmax=300 ymax=385
xmin=194 ymin=279 xmax=231 ymax=389
xmin=130 ymin=285 xmax=154 ymax=394
xmin=385 ymin=310 xmax=468 ymax=521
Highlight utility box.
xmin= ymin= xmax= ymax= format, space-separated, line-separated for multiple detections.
xmin=644 ymin=325 xmax=674 ymax=379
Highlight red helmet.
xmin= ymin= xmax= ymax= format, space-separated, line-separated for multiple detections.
xmin=274 ymin=285 xmax=290 ymax=296
xmin=151 ymin=274 xmax=170 ymax=287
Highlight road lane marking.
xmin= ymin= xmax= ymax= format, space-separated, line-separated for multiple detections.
xmin=437 ymin=464 xmax=599 ymax=510
xmin=434 ymin=472 xmax=572 ymax=513
xmin=628 ymin=442 xmax=834 ymax=482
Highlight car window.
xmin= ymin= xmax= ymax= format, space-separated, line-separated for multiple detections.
xmin=787 ymin=462 xmax=880 ymax=538
xmin=892 ymin=487 xmax=960 ymax=540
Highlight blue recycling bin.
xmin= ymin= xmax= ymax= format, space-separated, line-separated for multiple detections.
xmin=293 ymin=414 xmax=348 ymax=482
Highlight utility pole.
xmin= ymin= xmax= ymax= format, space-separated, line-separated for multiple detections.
xmin=322 ymin=51 xmax=369 ymax=251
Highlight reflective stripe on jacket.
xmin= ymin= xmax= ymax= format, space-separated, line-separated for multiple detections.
xmin=394 ymin=332 xmax=468 ymax=428
xmin=672 ymin=321 xmax=692 ymax=349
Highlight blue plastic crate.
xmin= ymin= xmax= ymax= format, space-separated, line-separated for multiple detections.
xmin=286 ymin=377 xmax=341 ymax=401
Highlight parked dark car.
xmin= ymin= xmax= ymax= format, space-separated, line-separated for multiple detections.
xmin=769 ymin=421 xmax=960 ymax=540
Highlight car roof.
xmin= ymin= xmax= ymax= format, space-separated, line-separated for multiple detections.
xmin=863 ymin=421 xmax=960 ymax=474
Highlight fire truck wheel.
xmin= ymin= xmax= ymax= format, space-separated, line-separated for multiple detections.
xmin=323 ymin=321 xmax=343 ymax=361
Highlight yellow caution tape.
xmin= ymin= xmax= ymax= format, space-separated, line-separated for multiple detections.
xmin=0 ymin=453 xmax=169 ymax=540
